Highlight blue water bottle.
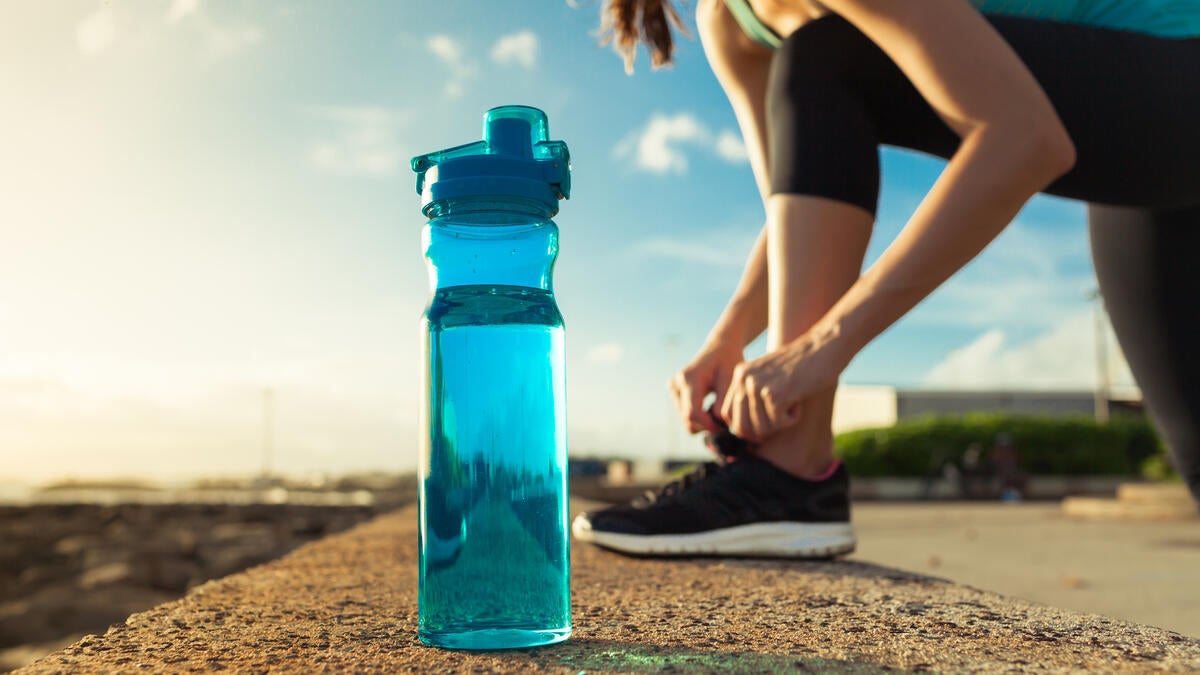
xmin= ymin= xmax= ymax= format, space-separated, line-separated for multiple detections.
xmin=412 ymin=105 xmax=571 ymax=650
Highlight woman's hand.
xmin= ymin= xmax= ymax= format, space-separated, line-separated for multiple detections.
xmin=669 ymin=338 xmax=745 ymax=435
xmin=719 ymin=324 xmax=847 ymax=442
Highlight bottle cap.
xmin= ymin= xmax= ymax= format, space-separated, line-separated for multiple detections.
xmin=411 ymin=105 xmax=571 ymax=217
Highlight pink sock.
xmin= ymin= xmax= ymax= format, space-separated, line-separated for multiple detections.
xmin=804 ymin=459 xmax=842 ymax=482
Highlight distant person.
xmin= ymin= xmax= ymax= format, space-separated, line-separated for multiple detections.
xmin=573 ymin=0 xmax=1200 ymax=557
xmin=958 ymin=442 xmax=988 ymax=500
xmin=989 ymin=433 xmax=1026 ymax=500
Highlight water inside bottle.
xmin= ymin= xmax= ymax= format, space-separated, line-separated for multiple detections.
xmin=418 ymin=284 xmax=570 ymax=650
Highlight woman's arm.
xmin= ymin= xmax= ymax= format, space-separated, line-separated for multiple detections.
xmin=698 ymin=0 xmax=774 ymax=348
xmin=721 ymin=0 xmax=1077 ymax=439
xmin=820 ymin=0 xmax=1075 ymax=344
xmin=669 ymin=0 xmax=774 ymax=433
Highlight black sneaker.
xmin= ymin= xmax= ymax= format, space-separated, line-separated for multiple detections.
xmin=572 ymin=455 xmax=856 ymax=558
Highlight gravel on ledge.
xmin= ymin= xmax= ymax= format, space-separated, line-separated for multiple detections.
xmin=17 ymin=502 xmax=1200 ymax=674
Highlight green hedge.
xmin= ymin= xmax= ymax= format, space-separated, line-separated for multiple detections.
xmin=833 ymin=414 xmax=1165 ymax=477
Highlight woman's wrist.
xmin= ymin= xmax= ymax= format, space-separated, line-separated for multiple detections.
xmin=798 ymin=288 xmax=878 ymax=378
xmin=792 ymin=316 xmax=853 ymax=381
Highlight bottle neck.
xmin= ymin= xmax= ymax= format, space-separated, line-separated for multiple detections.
xmin=423 ymin=195 xmax=558 ymax=220
xmin=423 ymin=207 xmax=559 ymax=292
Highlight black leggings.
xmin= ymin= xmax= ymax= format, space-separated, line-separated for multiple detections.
xmin=767 ymin=15 xmax=1200 ymax=498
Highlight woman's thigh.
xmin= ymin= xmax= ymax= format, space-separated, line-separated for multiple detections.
xmin=768 ymin=14 xmax=1200 ymax=210
xmin=993 ymin=17 xmax=1200 ymax=208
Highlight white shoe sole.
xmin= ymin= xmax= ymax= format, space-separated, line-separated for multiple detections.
xmin=572 ymin=515 xmax=856 ymax=558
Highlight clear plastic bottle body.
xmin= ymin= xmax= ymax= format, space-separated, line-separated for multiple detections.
xmin=417 ymin=199 xmax=570 ymax=650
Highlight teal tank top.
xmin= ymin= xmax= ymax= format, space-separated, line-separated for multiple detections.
xmin=722 ymin=0 xmax=1200 ymax=49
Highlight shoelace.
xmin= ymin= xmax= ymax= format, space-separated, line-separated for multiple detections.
xmin=637 ymin=460 xmax=725 ymax=505
xmin=703 ymin=405 xmax=756 ymax=458
xmin=635 ymin=408 xmax=758 ymax=507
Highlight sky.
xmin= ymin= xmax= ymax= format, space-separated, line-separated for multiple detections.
xmin=0 ymin=0 xmax=1136 ymax=483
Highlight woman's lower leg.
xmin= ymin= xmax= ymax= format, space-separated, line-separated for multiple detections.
xmin=753 ymin=194 xmax=874 ymax=479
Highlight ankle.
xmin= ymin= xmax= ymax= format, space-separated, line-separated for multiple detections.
xmin=754 ymin=437 xmax=836 ymax=480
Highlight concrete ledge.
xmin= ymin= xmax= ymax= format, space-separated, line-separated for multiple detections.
xmin=19 ymin=503 xmax=1200 ymax=673
xmin=1118 ymin=483 xmax=1196 ymax=507
xmin=1063 ymin=481 xmax=1198 ymax=521
xmin=1064 ymin=498 xmax=1198 ymax=521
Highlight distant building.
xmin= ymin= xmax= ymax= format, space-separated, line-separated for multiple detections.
xmin=833 ymin=385 xmax=1143 ymax=433
xmin=833 ymin=386 xmax=899 ymax=433
xmin=895 ymin=390 xmax=1142 ymax=419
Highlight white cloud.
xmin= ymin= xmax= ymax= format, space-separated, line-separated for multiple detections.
xmin=427 ymin=34 xmax=477 ymax=98
xmin=427 ymin=34 xmax=462 ymax=66
xmin=632 ymin=237 xmax=748 ymax=267
xmin=616 ymin=113 xmax=710 ymax=174
xmin=491 ymin=30 xmax=538 ymax=69
xmin=306 ymin=106 xmax=411 ymax=177
xmin=587 ymin=343 xmax=625 ymax=365
xmin=715 ymin=129 xmax=749 ymax=164
xmin=163 ymin=1 xmax=261 ymax=62
xmin=203 ymin=23 xmax=262 ymax=60
xmin=167 ymin=0 xmax=200 ymax=23
xmin=76 ymin=6 xmax=117 ymax=57
xmin=616 ymin=113 xmax=748 ymax=174
xmin=923 ymin=311 xmax=1137 ymax=393
xmin=628 ymin=225 xmax=759 ymax=298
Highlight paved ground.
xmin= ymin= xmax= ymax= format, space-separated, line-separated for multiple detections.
xmin=18 ymin=502 xmax=1200 ymax=674
xmin=851 ymin=502 xmax=1200 ymax=638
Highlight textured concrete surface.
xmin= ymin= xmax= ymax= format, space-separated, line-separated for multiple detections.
xmin=0 ymin=504 xmax=384 ymax=672
xmin=19 ymin=502 xmax=1200 ymax=674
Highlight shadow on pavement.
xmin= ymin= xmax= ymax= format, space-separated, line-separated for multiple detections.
xmin=714 ymin=558 xmax=950 ymax=584
xmin=537 ymin=638 xmax=902 ymax=673
xmin=583 ymin=546 xmax=951 ymax=585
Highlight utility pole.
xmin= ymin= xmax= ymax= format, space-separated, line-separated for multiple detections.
xmin=1087 ymin=289 xmax=1110 ymax=423
xmin=262 ymin=388 xmax=275 ymax=479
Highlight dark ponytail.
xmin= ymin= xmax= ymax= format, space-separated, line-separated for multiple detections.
xmin=600 ymin=0 xmax=687 ymax=74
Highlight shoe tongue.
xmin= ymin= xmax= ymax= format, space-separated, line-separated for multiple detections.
xmin=702 ymin=406 xmax=757 ymax=458
xmin=705 ymin=427 xmax=755 ymax=458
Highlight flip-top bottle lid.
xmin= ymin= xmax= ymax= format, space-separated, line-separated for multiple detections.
xmin=411 ymin=105 xmax=571 ymax=217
